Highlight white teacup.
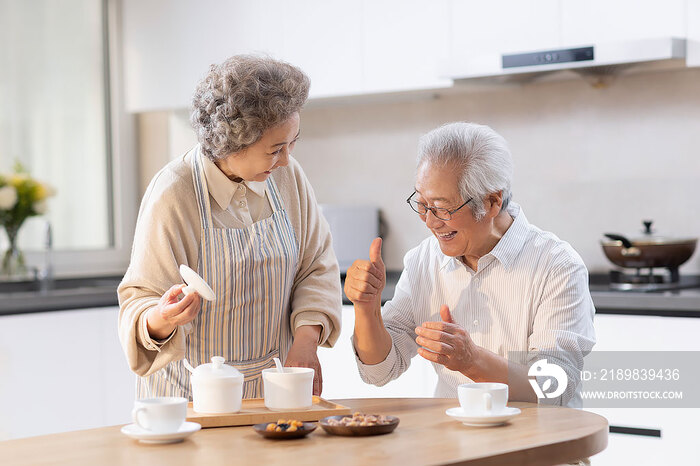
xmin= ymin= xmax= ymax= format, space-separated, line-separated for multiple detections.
xmin=262 ymin=367 xmax=314 ymax=411
xmin=458 ymin=382 xmax=508 ymax=416
xmin=132 ymin=397 xmax=188 ymax=433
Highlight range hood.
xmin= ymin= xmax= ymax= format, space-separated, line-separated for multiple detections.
xmin=444 ymin=37 xmax=688 ymax=87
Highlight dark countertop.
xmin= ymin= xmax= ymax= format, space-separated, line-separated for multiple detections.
xmin=0 ymin=276 xmax=122 ymax=316
xmin=590 ymin=289 xmax=700 ymax=317
xmin=589 ymin=273 xmax=700 ymax=317
xmin=344 ymin=271 xmax=700 ymax=318
xmin=3 ymin=271 xmax=700 ymax=318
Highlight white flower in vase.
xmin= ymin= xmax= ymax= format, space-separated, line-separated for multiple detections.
xmin=0 ymin=185 xmax=17 ymax=210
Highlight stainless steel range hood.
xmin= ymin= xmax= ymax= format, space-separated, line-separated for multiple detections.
xmin=443 ymin=37 xmax=688 ymax=86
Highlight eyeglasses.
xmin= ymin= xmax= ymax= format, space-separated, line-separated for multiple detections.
xmin=406 ymin=191 xmax=473 ymax=221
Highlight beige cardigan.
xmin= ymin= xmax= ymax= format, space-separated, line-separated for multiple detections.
xmin=118 ymin=147 xmax=342 ymax=377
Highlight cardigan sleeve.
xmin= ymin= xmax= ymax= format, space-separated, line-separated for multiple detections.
xmin=117 ymin=156 xmax=201 ymax=377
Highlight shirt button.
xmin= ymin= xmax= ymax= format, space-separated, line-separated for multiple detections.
xmin=239 ymin=185 xmax=246 ymax=193
xmin=239 ymin=201 xmax=246 ymax=207
xmin=473 ymin=320 xmax=479 ymax=326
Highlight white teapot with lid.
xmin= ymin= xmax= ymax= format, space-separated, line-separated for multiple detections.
xmin=183 ymin=356 xmax=244 ymax=414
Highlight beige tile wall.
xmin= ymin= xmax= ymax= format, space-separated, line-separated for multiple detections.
xmin=138 ymin=68 xmax=700 ymax=274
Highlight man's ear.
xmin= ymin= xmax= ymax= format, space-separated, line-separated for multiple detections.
xmin=485 ymin=190 xmax=503 ymax=217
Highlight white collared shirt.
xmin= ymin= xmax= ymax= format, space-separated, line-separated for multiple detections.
xmin=201 ymin=155 xmax=269 ymax=226
xmin=354 ymin=203 xmax=596 ymax=407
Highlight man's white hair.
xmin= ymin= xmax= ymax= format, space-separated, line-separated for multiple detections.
xmin=417 ymin=122 xmax=514 ymax=221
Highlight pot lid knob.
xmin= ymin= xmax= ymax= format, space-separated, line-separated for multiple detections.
xmin=643 ymin=220 xmax=653 ymax=235
xmin=190 ymin=356 xmax=243 ymax=381
xmin=211 ymin=356 xmax=225 ymax=369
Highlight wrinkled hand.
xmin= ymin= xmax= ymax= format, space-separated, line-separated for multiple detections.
xmin=344 ymin=237 xmax=385 ymax=315
xmin=285 ymin=326 xmax=323 ymax=396
xmin=146 ymin=284 xmax=202 ymax=339
xmin=415 ymin=305 xmax=479 ymax=374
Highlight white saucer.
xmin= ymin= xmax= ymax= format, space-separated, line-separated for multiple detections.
xmin=121 ymin=421 xmax=201 ymax=444
xmin=445 ymin=406 xmax=521 ymax=427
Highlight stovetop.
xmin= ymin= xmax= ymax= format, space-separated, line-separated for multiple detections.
xmin=588 ymin=273 xmax=700 ymax=316
xmin=589 ymin=272 xmax=700 ymax=293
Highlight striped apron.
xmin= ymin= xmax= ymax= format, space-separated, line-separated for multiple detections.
xmin=137 ymin=151 xmax=299 ymax=399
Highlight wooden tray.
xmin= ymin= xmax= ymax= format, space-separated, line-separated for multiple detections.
xmin=186 ymin=396 xmax=351 ymax=428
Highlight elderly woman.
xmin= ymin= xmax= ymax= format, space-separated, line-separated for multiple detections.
xmin=118 ymin=55 xmax=341 ymax=399
xmin=345 ymin=122 xmax=595 ymax=407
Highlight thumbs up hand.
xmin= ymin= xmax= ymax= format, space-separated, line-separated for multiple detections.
xmin=344 ymin=237 xmax=386 ymax=316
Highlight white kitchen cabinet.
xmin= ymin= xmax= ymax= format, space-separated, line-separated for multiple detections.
xmin=122 ymin=0 xmax=285 ymax=111
xmin=362 ymin=0 xmax=452 ymax=94
xmin=279 ymin=1 xmax=364 ymax=99
xmin=445 ymin=0 xmax=562 ymax=79
xmin=122 ymin=0 xmax=365 ymax=108
xmin=122 ymin=0 xmax=700 ymax=110
xmin=560 ymin=0 xmax=687 ymax=47
xmin=593 ymin=313 xmax=700 ymax=351
xmin=446 ymin=0 xmax=693 ymax=80
xmin=0 ymin=307 xmax=135 ymax=440
xmin=585 ymin=313 xmax=700 ymax=465
xmin=122 ymin=0 xmax=454 ymax=109
xmin=318 ymin=305 xmax=438 ymax=400
xmin=449 ymin=0 xmax=687 ymax=55
xmin=449 ymin=0 xmax=561 ymax=58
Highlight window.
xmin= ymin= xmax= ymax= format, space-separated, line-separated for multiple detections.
xmin=1 ymin=0 xmax=111 ymax=251
xmin=0 ymin=0 xmax=135 ymax=276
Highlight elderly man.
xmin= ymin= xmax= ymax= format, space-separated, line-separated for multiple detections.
xmin=344 ymin=122 xmax=595 ymax=407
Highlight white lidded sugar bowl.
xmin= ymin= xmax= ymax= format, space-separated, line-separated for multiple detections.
xmin=184 ymin=356 xmax=244 ymax=414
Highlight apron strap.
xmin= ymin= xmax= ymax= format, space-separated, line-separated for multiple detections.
xmin=265 ymin=175 xmax=284 ymax=213
xmin=191 ymin=147 xmax=214 ymax=230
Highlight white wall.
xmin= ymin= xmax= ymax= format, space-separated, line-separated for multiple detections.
xmin=298 ymin=68 xmax=700 ymax=273
xmin=159 ymin=68 xmax=700 ymax=274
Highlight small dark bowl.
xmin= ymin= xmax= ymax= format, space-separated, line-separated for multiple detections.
xmin=253 ymin=422 xmax=317 ymax=439
xmin=319 ymin=415 xmax=399 ymax=437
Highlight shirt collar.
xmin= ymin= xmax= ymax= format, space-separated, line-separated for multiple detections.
xmin=484 ymin=202 xmax=529 ymax=270
xmin=438 ymin=202 xmax=529 ymax=271
xmin=439 ymin=254 xmax=460 ymax=272
xmin=200 ymin=153 xmax=266 ymax=211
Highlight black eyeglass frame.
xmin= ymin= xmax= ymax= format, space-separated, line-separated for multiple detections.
xmin=406 ymin=191 xmax=473 ymax=221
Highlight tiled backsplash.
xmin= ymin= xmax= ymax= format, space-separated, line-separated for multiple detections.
xmin=143 ymin=68 xmax=700 ymax=274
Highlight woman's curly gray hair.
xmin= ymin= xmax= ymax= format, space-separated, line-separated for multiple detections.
xmin=190 ymin=55 xmax=310 ymax=161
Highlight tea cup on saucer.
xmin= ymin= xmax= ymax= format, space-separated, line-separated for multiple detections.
xmin=131 ymin=396 xmax=188 ymax=433
xmin=458 ymin=382 xmax=508 ymax=416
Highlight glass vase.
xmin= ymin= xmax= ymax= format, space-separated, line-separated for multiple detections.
xmin=1 ymin=223 xmax=27 ymax=279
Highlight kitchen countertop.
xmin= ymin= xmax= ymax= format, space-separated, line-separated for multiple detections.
xmin=588 ymin=273 xmax=700 ymax=317
xmin=589 ymin=288 xmax=700 ymax=316
xmin=0 ymin=398 xmax=608 ymax=466
xmin=344 ymin=271 xmax=700 ymax=317
xmin=3 ymin=271 xmax=699 ymax=318
xmin=0 ymin=276 xmax=122 ymax=316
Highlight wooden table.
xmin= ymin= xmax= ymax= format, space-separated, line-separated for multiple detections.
xmin=0 ymin=398 xmax=607 ymax=465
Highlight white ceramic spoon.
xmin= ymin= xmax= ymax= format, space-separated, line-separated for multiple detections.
xmin=273 ymin=357 xmax=285 ymax=373
xmin=179 ymin=264 xmax=216 ymax=334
